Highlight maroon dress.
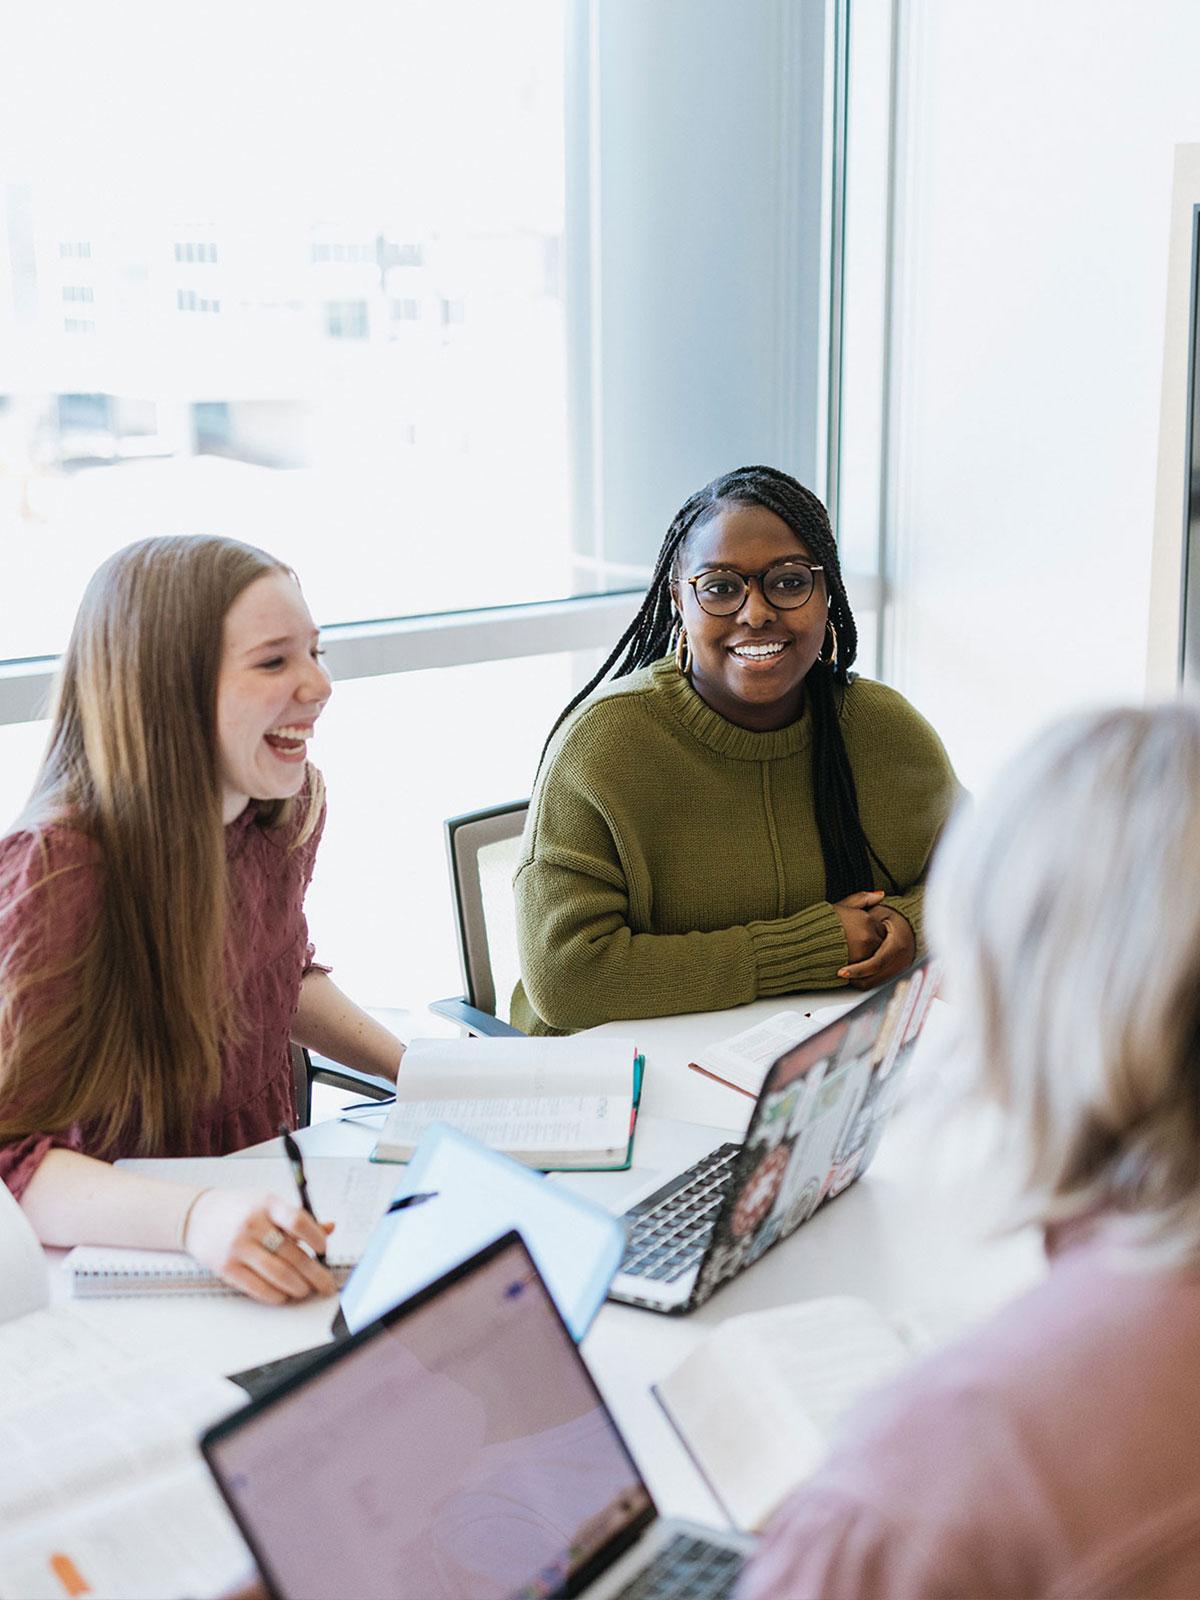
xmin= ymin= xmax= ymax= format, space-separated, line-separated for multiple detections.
xmin=0 ymin=795 xmax=326 ymax=1199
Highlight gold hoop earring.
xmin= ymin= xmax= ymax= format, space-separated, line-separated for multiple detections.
xmin=674 ymin=625 xmax=692 ymax=677
xmin=820 ymin=620 xmax=839 ymax=668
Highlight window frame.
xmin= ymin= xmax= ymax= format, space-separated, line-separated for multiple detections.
xmin=0 ymin=591 xmax=643 ymax=726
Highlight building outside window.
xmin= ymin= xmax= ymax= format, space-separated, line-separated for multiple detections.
xmin=0 ymin=1 xmax=836 ymax=1009
xmin=311 ymin=241 xmax=372 ymax=264
xmin=323 ymin=298 xmax=369 ymax=339
xmin=173 ymin=241 xmax=218 ymax=263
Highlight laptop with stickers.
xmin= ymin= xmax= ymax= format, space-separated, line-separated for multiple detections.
xmin=608 ymin=958 xmax=939 ymax=1314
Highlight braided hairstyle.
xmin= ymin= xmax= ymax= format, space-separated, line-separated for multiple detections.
xmin=544 ymin=464 xmax=897 ymax=902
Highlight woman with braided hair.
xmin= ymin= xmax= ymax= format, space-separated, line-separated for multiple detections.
xmin=511 ymin=464 xmax=961 ymax=1033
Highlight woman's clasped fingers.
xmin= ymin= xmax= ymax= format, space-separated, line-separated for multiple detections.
xmin=838 ymin=908 xmax=916 ymax=989
xmin=831 ymin=895 xmax=888 ymax=966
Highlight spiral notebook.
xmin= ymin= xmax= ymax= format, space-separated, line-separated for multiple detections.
xmin=63 ymin=1155 xmax=401 ymax=1298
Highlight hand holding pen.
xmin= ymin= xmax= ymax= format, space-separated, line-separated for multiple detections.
xmin=279 ymin=1124 xmax=328 ymax=1263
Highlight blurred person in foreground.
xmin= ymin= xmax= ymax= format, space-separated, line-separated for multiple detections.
xmin=739 ymin=702 xmax=1200 ymax=1599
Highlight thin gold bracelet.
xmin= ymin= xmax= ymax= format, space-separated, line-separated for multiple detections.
xmin=177 ymin=1187 xmax=212 ymax=1252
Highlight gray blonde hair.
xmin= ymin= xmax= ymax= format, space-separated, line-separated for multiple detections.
xmin=927 ymin=703 xmax=1200 ymax=1263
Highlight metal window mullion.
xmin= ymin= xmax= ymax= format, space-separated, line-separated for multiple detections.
xmin=0 ymin=593 xmax=643 ymax=726
xmin=0 ymin=574 xmax=882 ymax=729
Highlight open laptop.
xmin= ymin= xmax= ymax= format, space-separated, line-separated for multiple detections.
xmin=609 ymin=957 xmax=939 ymax=1314
xmin=203 ymin=1231 xmax=754 ymax=1600
xmin=227 ymin=1121 xmax=624 ymax=1400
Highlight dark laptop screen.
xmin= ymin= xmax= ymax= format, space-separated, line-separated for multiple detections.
xmin=206 ymin=1236 xmax=651 ymax=1600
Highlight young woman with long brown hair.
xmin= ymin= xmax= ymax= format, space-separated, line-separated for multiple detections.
xmin=0 ymin=536 xmax=405 ymax=1303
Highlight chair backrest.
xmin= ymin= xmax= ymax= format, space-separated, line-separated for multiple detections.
xmin=291 ymin=1042 xmax=313 ymax=1127
xmin=444 ymin=799 xmax=529 ymax=1023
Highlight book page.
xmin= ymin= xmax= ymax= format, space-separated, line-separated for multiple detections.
xmin=656 ymin=1296 xmax=916 ymax=1531
xmin=0 ymin=1358 xmax=242 ymax=1525
xmin=691 ymin=1011 xmax=822 ymax=1095
xmin=0 ymin=1308 xmax=132 ymax=1401
xmin=375 ymin=1091 xmax=627 ymax=1161
xmin=0 ymin=1178 xmax=49 ymax=1326
xmin=397 ymin=1036 xmax=636 ymax=1104
xmin=0 ymin=1458 xmax=251 ymax=1600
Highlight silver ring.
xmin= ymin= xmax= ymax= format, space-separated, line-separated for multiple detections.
xmin=261 ymin=1226 xmax=286 ymax=1255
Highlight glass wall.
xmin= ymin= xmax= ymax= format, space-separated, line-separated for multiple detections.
xmin=0 ymin=1 xmax=842 ymax=1019
xmin=846 ymin=0 xmax=1200 ymax=788
xmin=0 ymin=3 xmax=573 ymax=656
xmin=0 ymin=2 xmax=833 ymax=666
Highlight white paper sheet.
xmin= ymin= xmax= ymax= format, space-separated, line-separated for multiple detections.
xmin=0 ymin=1459 xmax=250 ymax=1600
xmin=0 ymin=1179 xmax=49 ymax=1326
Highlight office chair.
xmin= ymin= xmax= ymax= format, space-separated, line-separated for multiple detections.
xmin=290 ymin=1043 xmax=395 ymax=1129
xmin=429 ymin=798 xmax=529 ymax=1037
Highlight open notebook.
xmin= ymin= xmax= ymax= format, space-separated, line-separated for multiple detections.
xmin=63 ymin=1156 xmax=401 ymax=1296
xmin=654 ymin=1296 xmax=924 ymax=1531
xmin=369 ymin=1035 xmax=642 ymax=1169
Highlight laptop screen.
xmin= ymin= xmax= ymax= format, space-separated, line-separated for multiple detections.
xmin=205 ymin=1235 xmax=653 ymax=1600
xmin=694 ymin=958 xmax=937 ymax=1303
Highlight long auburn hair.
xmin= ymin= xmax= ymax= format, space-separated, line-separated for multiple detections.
xmin=543 ymin=464 xmax=896 ymax=901
xmin=0 ymin=535 xmax=323 ymax=1155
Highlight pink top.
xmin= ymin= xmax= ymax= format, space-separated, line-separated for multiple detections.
xmin=740 ymin=1236 xmax=1200 ymax=1600
xmin=0 ymin=795 xmax=326 ymax=1199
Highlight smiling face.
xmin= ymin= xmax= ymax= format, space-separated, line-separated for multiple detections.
xmin=672 ymin=501 xmax=828 ymax=731
xmin=216 ymin=571 xmax=332 ymax=822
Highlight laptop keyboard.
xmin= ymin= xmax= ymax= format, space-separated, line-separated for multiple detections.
xmin=612 ymin=1532 xmax=745 ymax=1599
xmin=619 ymin=1143 xmax=741 ymax=1282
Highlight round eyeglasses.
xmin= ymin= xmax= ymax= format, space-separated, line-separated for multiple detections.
xmin=686 ymin=560 xmax=824 ymax=617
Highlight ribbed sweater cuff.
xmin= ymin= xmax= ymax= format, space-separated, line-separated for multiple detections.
xmin=881 ymin=890 xmax=924 ymax=953
xmin=747 ymin=902 xmax=850 ymax=996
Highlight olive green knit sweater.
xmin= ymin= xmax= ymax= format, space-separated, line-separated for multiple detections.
xmin=512 ymin=657 xmax=961 ymax=1034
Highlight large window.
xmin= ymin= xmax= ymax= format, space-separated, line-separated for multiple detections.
xmin=0 ymin=3 xmax=575 ymax=658
xmin=1 ymin=1 xmax=840 ymax=1010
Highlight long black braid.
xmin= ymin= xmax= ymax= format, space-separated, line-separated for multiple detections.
xmin=542 ymin=464 xmax=898 ymax=903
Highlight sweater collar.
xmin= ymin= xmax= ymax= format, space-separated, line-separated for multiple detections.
xmin=651 ymin=656 xmax=813 ymax=761
xmin=225 ymin=800 xmax=261 ymax=850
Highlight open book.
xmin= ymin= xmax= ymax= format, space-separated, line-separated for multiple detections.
xmin=654 ymin=1295 xmax=922 ymax=1532
xmin=0 ymin=1183 xmax=252 ymax=1600
xmin=371 ymin=1035 xmax=642 ymax=1169
xmin=63 ymin=1155 xmax=402 ymax=1297
xmin=688 ymin=1007 xmax=851 ymax=1098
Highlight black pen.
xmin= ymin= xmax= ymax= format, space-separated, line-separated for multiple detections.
xmin=279 ymin=1124 xmax=327 ymax=1262
xmin=387 ymin=1191 xmax=438 ymax=1214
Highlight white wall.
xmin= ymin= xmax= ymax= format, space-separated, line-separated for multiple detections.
xmin=881 ymin=0 xmax=1200 ymax=787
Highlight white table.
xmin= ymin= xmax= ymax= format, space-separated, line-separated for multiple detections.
xmin=55 ymin=993 xmax=1045 ymax=1528
xmin=566 ymin=996 xmax=1042 ymax=1522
